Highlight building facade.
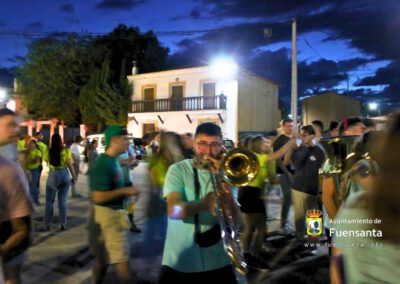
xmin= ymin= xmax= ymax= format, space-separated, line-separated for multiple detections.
xmin=127 ymin=66 xmax=279 ymax=143
xmin=302 ymin=92 xmax=361 ymax=129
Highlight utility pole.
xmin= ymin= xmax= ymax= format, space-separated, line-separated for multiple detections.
xmin=291 ymin=18 xmax=298 ymax=129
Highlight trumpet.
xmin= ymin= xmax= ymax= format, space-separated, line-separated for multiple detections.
xmin=202 ymin=147 xmax=259 ymax=278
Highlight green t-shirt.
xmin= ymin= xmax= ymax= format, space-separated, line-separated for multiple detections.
xmin=248 ymin=153 xmax=269 ymax=188
xmin=17 ymin=139 xmax=26 ymax=153
xmin=36 ymin=141 xmax=48 ymax=162
xmin=27 ymin=149 xmax=42 ymax=170
xmin=162 ymin=159 xmax=231 ymax=273
xmin=149 ymin=155 xmax=168 ymax=188
xmin=44 ymin=148 xmax=72 ymax=170
xmin=89 ymin=153 xmax=124 ymax=210
xmin=332 ymin=192 xmax=400 ymax=283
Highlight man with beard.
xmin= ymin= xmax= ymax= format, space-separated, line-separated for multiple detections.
xmin=159 ymin=122 xmax=237 ymax=283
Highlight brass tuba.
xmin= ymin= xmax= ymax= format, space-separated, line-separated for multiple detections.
xmin=204 ymin=147 xmax=259 ymax=278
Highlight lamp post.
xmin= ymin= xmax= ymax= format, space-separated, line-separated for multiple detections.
xmin=291 ymin=18 xmax=298 ymax=130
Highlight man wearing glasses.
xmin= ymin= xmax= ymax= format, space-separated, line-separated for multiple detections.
xmin=287 ymin=125 xmax=325 ymax=240
xmin=159 ymin=122 xmax=237 ymax=283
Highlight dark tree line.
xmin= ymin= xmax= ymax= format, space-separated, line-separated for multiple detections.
xmin=17 ymin=24 xmax=169 ymax=129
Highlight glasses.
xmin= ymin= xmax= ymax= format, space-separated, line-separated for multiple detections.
xmin=196 ymin=141 xmax=221 ymax=150
xmin=300 ymin=133 xmax=309 ymax=137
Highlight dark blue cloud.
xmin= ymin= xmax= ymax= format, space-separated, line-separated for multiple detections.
xmin=187 ymin=0 xmax=400 ymax=61
xmin=168 ymin=0 xmax=399 ymax=111
xmin=0 ymin=67 xmax=15 ymax=88
xmin=95 ymin=0 xmax=145 ymax=10
xmin=354 ymin=62 xmax=399 ymax=87
xmin=60 ymin=3 xmax=75 ymax=14
xmin=25 ymin=21 xmax=43 ymax=30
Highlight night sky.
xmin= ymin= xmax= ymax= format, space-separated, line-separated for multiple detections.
xmin=0 ymin=0 xmax=399 ymax=112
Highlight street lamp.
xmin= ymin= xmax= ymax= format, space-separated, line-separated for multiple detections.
xmin=0 ymin=88 xmax=7 ymax=101
xmin=368 ymin=102 xmax=380 ymax=116
xmin=210 ymin=57 xmax=238 ymax=79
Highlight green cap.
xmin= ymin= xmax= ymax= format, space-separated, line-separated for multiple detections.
xmin=104 ymin=125 xmax=127 ymax=148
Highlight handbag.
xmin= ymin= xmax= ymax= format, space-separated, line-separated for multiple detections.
xmin=193 ymin=167 xmax=221 ymax=247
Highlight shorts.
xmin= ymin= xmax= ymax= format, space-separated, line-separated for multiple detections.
xmin=238 ymin=186 xmax=266 ymax=215
xmin=88 ymin=205 xmax=130 ymax=264
xmin=3 ymin=252 xmax=26 ymax=269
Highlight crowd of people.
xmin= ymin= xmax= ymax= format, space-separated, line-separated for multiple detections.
xmin=1 ymin=106 xmax=400 ymax=284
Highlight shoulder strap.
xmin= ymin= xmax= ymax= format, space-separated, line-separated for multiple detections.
xmin=193 ymin=167 xmax=201 ymax=233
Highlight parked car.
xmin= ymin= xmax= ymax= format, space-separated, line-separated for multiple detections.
xmin=82 ymin=133 xmax=136 ymax=157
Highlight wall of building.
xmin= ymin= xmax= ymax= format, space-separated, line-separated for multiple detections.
xmin=127 ymin=67 xmax=277 ymax=143
xmin=128 ymin=67 xmax=221 ymax=101
xmin=127 ymin=109 xmax=227 ymax=137
xmin=237 ymin=72 xmax=279 ymax=133
xmin=127 ymin=67 xmax=240 ymax=141
xmin=302 ymin=92 xmax=361 ymax=129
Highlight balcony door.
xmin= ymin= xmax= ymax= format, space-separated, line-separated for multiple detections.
xmin=143 ymin=123 xmax=156 ymax=136
xmin=170 ymin=84 xmax=184 ymax=111
xmin=202 ymin=82 xmax=216 ymax=109
xmin=143 ymin=87 xmax=155 ymax=112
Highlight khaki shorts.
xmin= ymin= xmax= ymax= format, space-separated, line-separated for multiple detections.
xmin=88 ymin=205 xmax=130 ymax=264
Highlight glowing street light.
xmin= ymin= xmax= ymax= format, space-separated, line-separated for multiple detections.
xmin=368 ymin=102 xmax=380 ymax=116
xmin=210 ymin=57 xmax=238 ymax=79
xmin=0 ymin=88 xmax=7 ymax=102
xmin=368 ymin=102 xmax=378 ymax=111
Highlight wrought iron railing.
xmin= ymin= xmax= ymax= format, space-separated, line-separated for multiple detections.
xmin=132 ymin=95 xmax=227 ymax=113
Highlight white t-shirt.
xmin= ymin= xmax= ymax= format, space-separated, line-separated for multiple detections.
xmin=70 ymin=143 xmax=81 ymax=163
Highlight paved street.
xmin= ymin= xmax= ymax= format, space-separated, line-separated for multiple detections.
xmin=21 ymin=162 xmax=330 ymax=284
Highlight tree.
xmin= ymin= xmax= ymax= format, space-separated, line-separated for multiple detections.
xmin=93 ymin=24 xmax=169 ymax=80
xmin=17 ymin=35 xmax=94 ymax=125
xmin=79 ymin=59 xmax=132 ymax=126
xmin=17 ymin=24 xmax=169 ymax=127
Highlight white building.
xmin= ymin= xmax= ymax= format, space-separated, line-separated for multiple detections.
xmin=127 ymin=66 xmax=280 ymax=143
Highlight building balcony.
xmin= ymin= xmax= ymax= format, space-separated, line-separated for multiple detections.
xmin=131 ymin=95 xmax=227 ymax=113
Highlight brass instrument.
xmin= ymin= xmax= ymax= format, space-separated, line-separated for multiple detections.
xmin=203 ymin=147 xmax=259 ymax=279
xmin=319 ymin=135 xmax=359 ymax=175
xmin=319 ymin=135 xmax=375 ymax=204
xmin=220 ymin=147 xmax=260 ymax=186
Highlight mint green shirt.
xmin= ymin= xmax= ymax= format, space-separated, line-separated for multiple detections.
xmin=162 ymin=159 xmax=231 ymax=272
xmin=117 ymin=152 xmax=132 ymax=186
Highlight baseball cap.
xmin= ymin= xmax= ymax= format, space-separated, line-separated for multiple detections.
xmin=104 ymin=125 xmax=127 ymax=148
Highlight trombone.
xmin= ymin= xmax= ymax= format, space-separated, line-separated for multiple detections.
xmin=203 ymin=146 xmax=259 ymax=278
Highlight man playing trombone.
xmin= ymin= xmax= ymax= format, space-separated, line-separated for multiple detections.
xmin=159 ymin=122 xmax=238 ymax=283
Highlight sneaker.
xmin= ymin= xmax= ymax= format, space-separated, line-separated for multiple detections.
xmin=40 ymin=225 xmax=50 ymax=232
xmin=130 ymin=226 xmax=142 ymax=233
xmin=244 ymin=253 xmax=269 ymax=271
xmin=59 ymin=225 xmax=68 ymax=231
xmin=248 ymin=257 xmax=269 ymax=271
